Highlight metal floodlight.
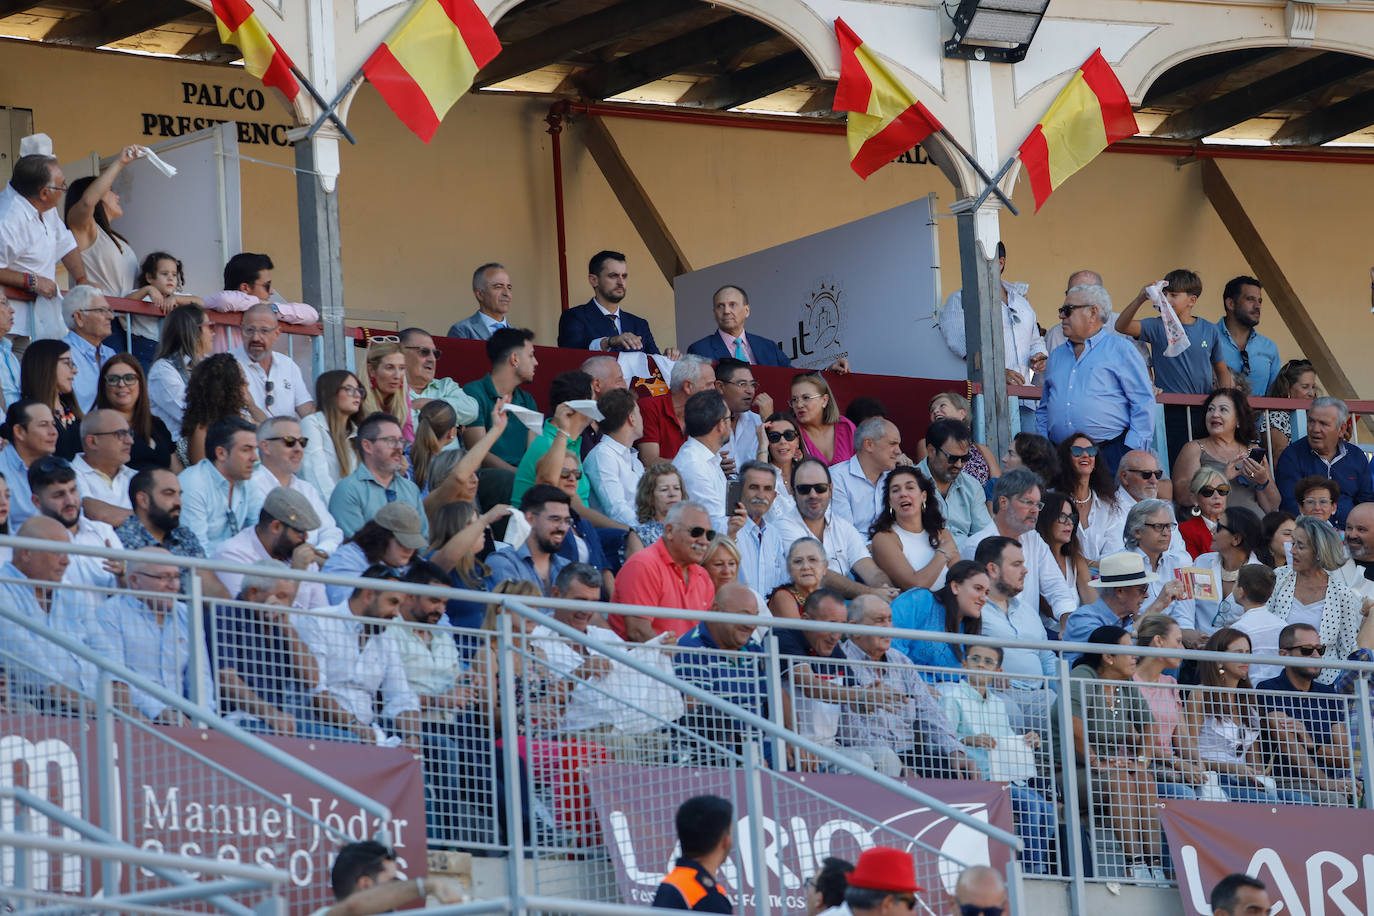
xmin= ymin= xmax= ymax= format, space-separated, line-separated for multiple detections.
xmin=943 ymin=0 xmax=1052 ymax=63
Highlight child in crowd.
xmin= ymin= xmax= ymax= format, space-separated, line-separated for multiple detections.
xmin=938 ymin=644 xmax=1054 ymax=874
xmin=1227 ymin=564 xmax=1284 ymax=682
xmin=120 ymin=252 xmax=204 ymax=369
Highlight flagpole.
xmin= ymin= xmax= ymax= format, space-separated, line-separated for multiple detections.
xmin=304 ymin=71 xmax=365 ymax=141
xmin=936 ymin=129 xmax=1019 ymax=216
xmin=289 ymin=65 xmax=358 ymax=145
xmin=970 ymin=153 xmax=1019 ymax=211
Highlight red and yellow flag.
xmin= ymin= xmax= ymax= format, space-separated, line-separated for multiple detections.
xmin=832 ymin=18 xmax=943 ymax=179
xmin=363 ymin=0 xmax=503 ymax=144
xmin=1017 ymin=49 xmax=1138 ymax=212
xmin=212 ymin=0 xmax=300 ymax=102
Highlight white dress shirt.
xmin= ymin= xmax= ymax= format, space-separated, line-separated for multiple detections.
xmin=584 ymin=436 xmax=643 ymax=526
xmin=736 ymin=514 xmax=788 ymax=593
xmin=232 ymin=346 xmax=312 ymax=415
xmin=1139 ymin=547 xmax=1198 ymax=632
xmin=774 ymin=508 xmax=872 ymax=592
xmin=1098 ymin=485 xmax=1186 ymax=558
xmin=938 ymin=280 xmax=1046 ymax=381
xmin=724 ymin=410 xmax=764 ymax=469
xmin=73 ymin=453 xmax=135 ymax=510
xmin=530 ymin=623 xmax=631 ymax=732
xmin=245 ymin=464 xmax=344 ymax=554
xmin=63 ymin=515 xmax=121 ymax=594
xmin=0 ymin=185 xmax=76 ymax=339
xmin=961 ymin=522 xmax=1078 ymax=620
xmin=292 ymin=600 xmax=419 ymax=726
xmin=674 ymin=437 xmax=728 ymax=530
xmin=212 ymin=524 xmax=329 ymax=610
xmin=148 ymin=356 xmax=191 ymax=440
xmin=829 ymin=455 xmax=884 ymax=536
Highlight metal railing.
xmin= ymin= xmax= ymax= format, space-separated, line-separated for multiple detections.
xmin=2 ymin=533 xmax=1372 ymax=914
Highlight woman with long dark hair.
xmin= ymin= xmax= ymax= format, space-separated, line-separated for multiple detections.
xmin=148 ymin=304 xmax=215 ymax=439
xmin=889 ymin=559 xmax=989 ymax=678
xmin=1036 ymin=491 xmax=1097 ymax=606
xmin=1173 ymin=387 xmax=1276 ymax=516
xmin=21 ymin=339 xmax=83 ymax=458
xmin=868 ymin=466 xmax=957 ymax=590
xmin=301 ymin=369 xmax=364 ymax=501
xmin=1053 ymin=432 xmax=1121 ymax=563
xmin=177 ymin=352 xmax=253 ymax=466
xmin=94 ymin=353 xmax=176 ymax=471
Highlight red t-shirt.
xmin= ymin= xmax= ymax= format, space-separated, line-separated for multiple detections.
xmin=610 ymin=538 xmax=714 ymax=639
xmin=638 ymin=393 xmax=687 ymax=461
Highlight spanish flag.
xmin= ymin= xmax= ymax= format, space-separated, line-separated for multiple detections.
xmin=212 ymin=0 xmax=300 ymax=102
xmin=1017 ymin=49 xmax=1138 ymax=212
xmin=832 ymin=18 xmax=943 ymax=179
xmin=363 ymin=0 xmax=503 ymax=144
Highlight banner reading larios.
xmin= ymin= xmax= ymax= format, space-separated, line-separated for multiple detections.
xmin=0 ymin=715 xmax=427 ymax=912
xmin=1160 ymin=799 xmax=1374 ymax=915
xmin=582 ymin=765 xmax=1013 ymax=913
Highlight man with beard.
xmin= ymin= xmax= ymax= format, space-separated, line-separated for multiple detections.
xmin=231 ymin=302 xmax=314 ymax=418
xmin=1215 ymin=276 xmax=1279 ymax=399
xmin=558 ymin=249 xmax=679 ymax=358
xmin=115 ymin=466 xmax=225 ymax=597
xmin=914 ymin=418 xmax=991 ymax=543
xmin=972 ymin=536 xmax=1056 ymax=730
xmin=1337 ymin=502 xmax=1374 ymax=598
xmin=29 ymin=455 xmax=122 ymax=594
xmin=485 ymin=484 xmax=572 ymax=595
xmin=214 ymin=486 xmax=326 ymax=610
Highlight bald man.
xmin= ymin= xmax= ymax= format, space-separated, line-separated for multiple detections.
xmin=675 ymin=582 xmax=767 ymax=765
xmin=1094 ymin=449 xmax=1184 ymax=559
xmin=953 ymin=865 xmax=1007 ymax=912
xmin=231 ymin=302 xmax=314 ymax=419
xmin=1337 ymin=502 xmax=1374 ymax=598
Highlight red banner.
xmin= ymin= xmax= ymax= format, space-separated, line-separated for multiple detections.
xmin=582 ymin=764 xmax=1013 ymax=913
xmin=0 ymin=716 xmax=427 ymax=911
xmin=1160 ymin=799 xmax=1374 ymax=915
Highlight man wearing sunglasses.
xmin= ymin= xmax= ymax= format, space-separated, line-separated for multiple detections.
xmin=951 ymin=864 xmax=1007 ymax=916
xmin=611 ymin=500 xmax=714 ymax=642
xmin=1099 ymin=450 xmax=1186 ymax=557
xmin=1256 ymin=623 xmax=1355 ymax=806
xmin=914 ymin=418 xmax=990 ymax=543
xmin=837 ymin=846 xmax=923 ymax=916
xmin=400 ymin=327 xmax=478 ymax=428
xmin=246 ymin=415 xmax=342 ymax=556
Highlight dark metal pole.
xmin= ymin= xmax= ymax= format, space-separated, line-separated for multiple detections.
xmin=952 ymin=199 xmax=1011 ymax=460
xmin=294 ymin=139 xmax=346 ymax=372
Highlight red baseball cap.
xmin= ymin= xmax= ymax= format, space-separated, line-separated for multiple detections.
xmin=846 ymin=846 xmax=923 ymax=893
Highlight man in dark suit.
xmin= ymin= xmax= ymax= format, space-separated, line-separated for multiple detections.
xmin=686 ymin=284 xmax=849 ymax=372
xmin=557 ymin=250 xmax=680 ymax=358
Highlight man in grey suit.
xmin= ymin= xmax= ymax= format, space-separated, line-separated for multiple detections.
xmin=448 ymin=262 xmax=513 ymax=339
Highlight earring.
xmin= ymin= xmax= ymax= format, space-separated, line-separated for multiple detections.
xmin=1219 ymin=664 xmax=1226 ymax=675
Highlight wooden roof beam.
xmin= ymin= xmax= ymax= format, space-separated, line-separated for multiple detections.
xmin=1269 ymin=87 xmax=1374 ymax=145
xmin=44 ymin=0 xmax=199 ymax=48
xmin=676 ymin=50 xmax=817 ymax=110
xmin=575 ymin=16 xmax=776 ymax=101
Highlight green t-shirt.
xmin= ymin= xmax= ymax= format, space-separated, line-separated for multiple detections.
xmin=512 ymin=419 xmax=589 ymax=508
xmin=460 ymin=374 xmax=537 ymax=468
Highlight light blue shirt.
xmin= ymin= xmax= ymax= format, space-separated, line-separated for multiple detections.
xmin=1060 ymin=598 xmax=1133 ymax=661
xmin=0 ymin=336 xmax=19 ymax=408
xmin=978 ymin=594 xmax=1055 ymax=688
xmin=915 ymin=457 xmax=991 ymax=543
xmin=0 ymin=444 xmax=38 ymax=529
xmin=1036 ymin=324 xmax=1155 ymax=450
xmin=328 ymin=463 xmax=428 ymax=541
xmin=486 ymin=542 xmax=569 ymax=597
xmin=829 ymin=455 xmax=884 ymax=535
xmin=319 ymin=542 xmax=414 ymax=605
xmin=1215 ymin=321 xmax=1281 ymax=399
xmin=178 ymin=459 xmax=254 ymax=555
xmin=63 ymin=330 xmax=116 ymax=413
xmin=89 ymin=592 xmax=215 ymax=719
xmin=0 ymin=562 xmax=96 ymax=703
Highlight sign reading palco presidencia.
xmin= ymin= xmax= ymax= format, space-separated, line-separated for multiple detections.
xmin=139 ymin=81 xmax=293 ymax=147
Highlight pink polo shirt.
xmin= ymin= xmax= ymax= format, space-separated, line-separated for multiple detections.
xmin=610 ymin=537 xmax=714 ymax=639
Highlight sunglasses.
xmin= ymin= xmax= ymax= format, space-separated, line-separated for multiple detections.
xmin=104 ymin=373 xmax=138 ymax=387
xmin=960 ymin=906 xmax=1005 ymax=916
xmin=894 ymin=894 xmax=917 ymax=910
xmin=686 ymin=526 xmax=717 ymax=541
xmin=559 ymin=468 xmax=583 ymax=480
xmin=264 ymin=379 xmax=274 ymax=408
xmin=1126 ymin=468 xmax=1163 ymax=480
xmin=795 ymin=483 xmax=830 ymax=495
xmin=1057 ymin=303 xmax=1092 ymax=318
xmin=1197 ymin=484 xmax=1231 ymax=498
xmin=1069 ymin=444 xmax=1099 ymax=457
xmin=1286 ymin=644 xmax=1327 ymax=656
xmin=266 ymin=435 xmax=309 ymax=448
xmin=766 ymin=429 xmax=799 ymax=443
xmin=368 ymin=334 xmax=401 ymax=343
xmin=935 ymin=445 xmax=971 ymax=464
xmin=404 ymin=345 xmax=442 ymax=359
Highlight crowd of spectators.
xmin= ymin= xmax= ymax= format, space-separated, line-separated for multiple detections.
xmin=1 ymin=150 xmax=1372 ymax=883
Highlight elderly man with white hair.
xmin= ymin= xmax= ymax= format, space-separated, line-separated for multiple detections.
xmin=60 ymin=284 xmax=115 ymax=411
xmin=1035 ymin=282 xmax=1154 ymax=476
xmin=830 ymin=416 xmax=903 ymax=534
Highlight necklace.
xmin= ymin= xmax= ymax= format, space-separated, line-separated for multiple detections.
xmin=1073 ymin=494 xmax=1092 ymax=504
xmin=1220 ymin=566 xmax=1239 ymax=583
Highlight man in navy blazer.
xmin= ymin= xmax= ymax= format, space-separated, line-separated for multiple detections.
xmin=686 ymin=284 xmax=850 ymax=372
xmin=557 ymin=250 xmax=681 ymax=358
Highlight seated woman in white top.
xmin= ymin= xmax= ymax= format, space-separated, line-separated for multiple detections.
xmin=868 ymin=466 xmax=956 ymax=591
xmin=584 ymin=388 xmax=644 ymax=526
xmin=146 ymin=305 xmax=215 ymax=440
xmin=1036 ymin=491 xmax=1097 ymax=606
xmin=300 ymin=369 xmax=364 ymax=502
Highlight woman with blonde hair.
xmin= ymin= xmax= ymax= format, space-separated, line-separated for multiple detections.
xmin=789 ymin=371 xmax=853 ymax=466
xmin=623 ymin=463 xmax=687 ymax=558
xmin=301 ymin=369 xmax=364 ymax=501
xmin=412 ymin=399 xmax=459 ymax=493
xmin=1178 ymin=466 xmax=1230 ymax=560
xmin=361 ymin=340 xmax=413 ymax=441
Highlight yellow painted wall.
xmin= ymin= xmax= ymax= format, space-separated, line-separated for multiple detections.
xmin=4 ymin=39 xmax=1372 ymax=394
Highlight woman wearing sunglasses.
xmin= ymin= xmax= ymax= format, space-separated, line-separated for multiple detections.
xmin=94 ymin=353 xmax=176 ymax=472
xmin=1035 ymin=492 xmax=1097 ymax=606
xmin=1173 ymin=387 xmax=1277 ymax=520
xmin=1179 ymin=466 xmax=1232 ymax=560
xmin=763 ymin=412 xmax=802 ymax=521
xmin=1052 ymin=433 xmax=1122 ymax=564
xmin=1268 ymin=516 xmax=1374 ymax=685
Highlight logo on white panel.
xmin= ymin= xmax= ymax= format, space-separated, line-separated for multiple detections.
xmin=790 ymin=279 xmax=847 ymax=368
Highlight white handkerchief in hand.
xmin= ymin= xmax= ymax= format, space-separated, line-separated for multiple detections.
xmin=135 ymin=145 xmax=178 ymax=177
xmin=502 ymin=403 xmax=545 ymax=432
xmin=564 ymin=399 xmax=604 ymax=422
xmin=1145 ymin=279 xmax=1190 ymax=358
